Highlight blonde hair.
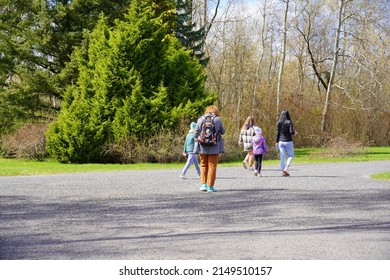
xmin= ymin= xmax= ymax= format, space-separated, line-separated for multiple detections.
xmin=204 ymin=105 xmax=220 ymax=117
xmin=241 ymin=116 xmax=255 ymax=130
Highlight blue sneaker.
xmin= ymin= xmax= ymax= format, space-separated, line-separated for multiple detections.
xmin=207 ymin=186 xmax=216 ymax=192
xmin=199 ymin=184 xmax=208 ymax=192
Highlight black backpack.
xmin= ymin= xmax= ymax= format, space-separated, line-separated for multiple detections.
xmin=198 ymin=114 xmax=217 ymax=146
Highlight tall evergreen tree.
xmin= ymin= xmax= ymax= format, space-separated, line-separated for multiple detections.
xmin=174 ymin=0 xmax=208 ymax=65
xmin=0 ymin=0 xmax=209 ymax=137
xmin=0 ymin=0 xmax=131 ymax=135
xmin=45 ymin=16 xmax=113 ymax=162
xmin=46 ymin=0 xmax=215 ymax=163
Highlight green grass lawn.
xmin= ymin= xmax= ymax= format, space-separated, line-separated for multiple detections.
xmin=0 ymin=159 xmax=181 ymax=176
xmin=370 ymin=172 xmax=390 ymax=181
xmin=1 ymin=146 xmax=389 ymax=177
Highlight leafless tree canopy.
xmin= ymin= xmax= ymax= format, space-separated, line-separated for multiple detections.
xmin=203 ymin=0 xmax=390 ymax=146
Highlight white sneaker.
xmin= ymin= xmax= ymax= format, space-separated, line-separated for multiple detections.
xmin=242 ymin=161 xmax=248 ymax=169
xmin=180 ymin=174 xmax=186 ymax=179
xmin=248 ymin=166 xmax=254 ymax=171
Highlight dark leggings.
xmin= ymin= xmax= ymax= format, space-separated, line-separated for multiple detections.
xmin=254 ymin=154 xmax=263 ymax=173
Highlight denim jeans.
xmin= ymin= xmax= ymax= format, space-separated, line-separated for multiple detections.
xmin=182 ymin=153 xmax=200 ymax=175
xmin=278 ymin=141 xmax=294 ymax=171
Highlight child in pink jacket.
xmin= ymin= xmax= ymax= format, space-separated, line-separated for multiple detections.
xmin=252 ymin=127 xmax=269 ymax=177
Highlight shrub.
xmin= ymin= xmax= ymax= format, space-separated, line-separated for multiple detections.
xmin=1 ymin=123 xmax=49 ymax=160
xmin=310 ymin=135 xmax=369 ymax=158
xmin=103 ymin=127 xmax=251 ymax=164
xmin=103 ymin=129 xmax=184 ymax=164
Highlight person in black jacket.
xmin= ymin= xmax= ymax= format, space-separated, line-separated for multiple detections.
xmin=276 ymin=109 xmax=297 ymax=176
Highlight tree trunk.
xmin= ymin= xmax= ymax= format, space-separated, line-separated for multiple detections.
xmin=252 ymin=0 xmax=268 ymax=113
xmin=276 ymin=0 xmax=289 ymax=119
xmin=321 ymin=0 xmax=345 ymax=132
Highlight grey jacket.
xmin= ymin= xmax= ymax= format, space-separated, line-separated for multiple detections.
xmin=194 ymin=114 xmax=225 ymax=155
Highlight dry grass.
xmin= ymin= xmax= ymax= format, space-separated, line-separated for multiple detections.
xmin=1 ymin=123 xmax=48 ymax=160
xmin=309 ymin=135 xmax=369 ymax=159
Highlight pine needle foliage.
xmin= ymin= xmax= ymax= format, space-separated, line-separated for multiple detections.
xmin=46 ymin=0 xmax=215 ymax=163
xmin=174 ymin=0 xmax=209 ymax=65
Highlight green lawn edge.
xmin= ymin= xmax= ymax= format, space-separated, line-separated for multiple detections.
xmin=370 ymin=172 xmax=390 ymax=181
xmin=1 ymin=146 xmax=389 ymax=176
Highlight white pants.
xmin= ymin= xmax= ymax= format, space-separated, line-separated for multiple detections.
xmin=278 ymin=141 xmax=294 ymax=171
xmin=182 ymin=153 xmax=200 ymax=175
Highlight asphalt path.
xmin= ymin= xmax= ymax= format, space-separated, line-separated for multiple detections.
xmin=0 ymin=161 xmax=389 ymax=260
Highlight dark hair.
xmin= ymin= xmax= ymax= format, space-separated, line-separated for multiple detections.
xmin=278 ymin=109 xmax=291 ymax=123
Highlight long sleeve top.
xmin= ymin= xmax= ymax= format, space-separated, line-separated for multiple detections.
xmin=238 ymin=126 xmax=255 ymax=151
xmin=183 ymin=132 xmax=195 ymax=153
xmin=252 ymin=135 xmax=269 ymax=155
xmin=276 ymin=120 xmax=295 ymax=142
xmin=194 ymin=114 xmax=225 ymax=155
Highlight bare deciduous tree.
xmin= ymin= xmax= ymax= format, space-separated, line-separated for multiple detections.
xmin=276 ymin=0 xmax=289 ymax=119
xmin=321 ymin=0 xmax=351 ymax=133
xmin=205 ymin=0 xmax=390 ymax=146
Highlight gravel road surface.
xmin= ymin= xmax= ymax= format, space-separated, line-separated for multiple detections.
xmin=0 ymin=161 xmax=389 ymax=260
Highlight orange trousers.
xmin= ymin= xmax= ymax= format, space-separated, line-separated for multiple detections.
xmin=199 ymin=154 xmax=219 ymax=187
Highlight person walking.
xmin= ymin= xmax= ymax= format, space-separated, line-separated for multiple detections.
xmin=276 ymin=109 xmax=297 ymax=176
xmin=252 ymin=126 xmax=269 ymax=177
xmin=194 ymin=105 xmax=225 ymax=192
xmin=238 ymin=116 xmax=256 ymax=171
xmin=180 ymin=122 xmax=201 ymax=179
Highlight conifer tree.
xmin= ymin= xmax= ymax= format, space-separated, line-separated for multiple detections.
xmin=0 ymin=0 xmax=131 ymax=136
xmin=46 ymin=0 xmax=215 ymax=163
xmin=46 ymin=17 xmax=113 ymax=162
xmin=174 ymin=0 xmax=209 ymax=65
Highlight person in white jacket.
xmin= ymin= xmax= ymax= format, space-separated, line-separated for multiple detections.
xmin=238 ymin=116 xmax=256 ymax=171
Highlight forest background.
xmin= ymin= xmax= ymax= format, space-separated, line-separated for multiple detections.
xmin=0 ymin=0 xmax=389 ymax=164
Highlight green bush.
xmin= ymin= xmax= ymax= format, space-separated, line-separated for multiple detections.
xmin=46 ymin=2 xmax=216 ymax=163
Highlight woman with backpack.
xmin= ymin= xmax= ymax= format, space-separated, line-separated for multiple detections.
xmin=194 ymin=105 xmax=225 ymax=192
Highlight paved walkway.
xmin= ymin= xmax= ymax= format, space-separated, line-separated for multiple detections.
xmin=0 ymin=161 xmax=389 ymax=259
